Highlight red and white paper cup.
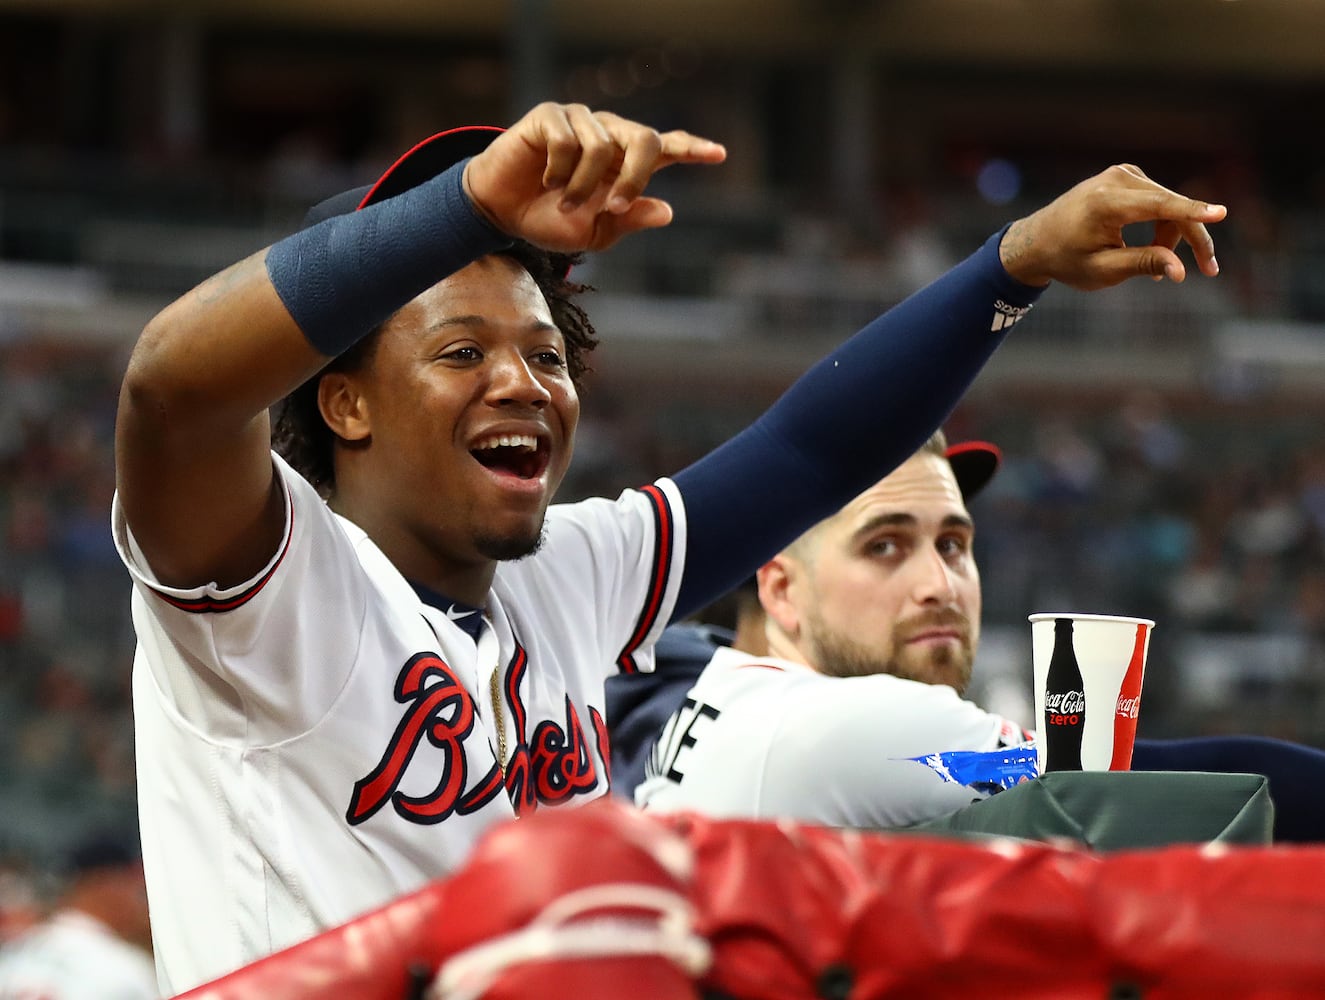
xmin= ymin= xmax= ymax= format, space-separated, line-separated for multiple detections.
xmin=1029 ymin=612 xmax=1155 ymax=774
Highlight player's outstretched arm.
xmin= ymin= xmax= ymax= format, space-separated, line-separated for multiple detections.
xmin=115 ymin=101 xmax=725 ymax=592
xmin=670 ymin=164 xmax=1225 ymax=620
xmin=997 ymin=163 xmax=1226 ymax=290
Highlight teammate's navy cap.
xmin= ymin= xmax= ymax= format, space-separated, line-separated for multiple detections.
xmin=302 ymin=125 xmax=504 ymax=228
xmin=945 ymin=440 xmax=1001 ymax=501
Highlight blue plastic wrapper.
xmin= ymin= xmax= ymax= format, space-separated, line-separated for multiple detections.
xmin=906 ymin=742 xmax=1041 ymax=796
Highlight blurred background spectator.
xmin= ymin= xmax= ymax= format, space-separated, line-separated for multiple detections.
xmin=0 ymin=828 xmax=156 ymax=999
xmin=4 ymin=0 xmax=1325 ymax=864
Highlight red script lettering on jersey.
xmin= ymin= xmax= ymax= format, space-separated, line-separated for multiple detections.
xmin=346 ymin=647 xmax=605 ymax=826
xmin=346 ymin=652 xmax=480 ymax=826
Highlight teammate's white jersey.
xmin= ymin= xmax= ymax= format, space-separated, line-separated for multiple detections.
xmin=0 ymin=911 xmax=159 ymax=1000
xmin=636 ymin=647 xmax=1034 ymax=829
xmin=112 ymin=454 xmax=684 ymax=995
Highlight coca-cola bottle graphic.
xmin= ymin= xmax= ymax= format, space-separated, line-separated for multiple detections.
xmin=1108 ymin=623 xmax=1149 ymax=770
xmin=1043 ymin=617 xmax=1086 ymax=772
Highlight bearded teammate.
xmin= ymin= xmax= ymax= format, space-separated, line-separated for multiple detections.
xmin=635 ymin=432 xmax=1038 ymax=827
xmin=634 ymin=431 xmax=1325 ymax=840
xmin=113 ymin=97 xmax=1225 ymax=992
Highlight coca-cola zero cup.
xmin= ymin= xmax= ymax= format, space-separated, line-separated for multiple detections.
xmin=1028 ymin=613 xmax=1155 ymax=774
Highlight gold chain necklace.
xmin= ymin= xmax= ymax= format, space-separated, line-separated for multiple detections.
xmin=489 ymin=668 xmax=508 ymax=782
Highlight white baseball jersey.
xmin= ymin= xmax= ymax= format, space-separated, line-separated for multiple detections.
xmin=636 ymin=646 xmax=1035 ymax=829
xmin=0 ymin=911 xmax=159 ymax=1000
xmin=112 ymin=454 xmax=685 ymax=994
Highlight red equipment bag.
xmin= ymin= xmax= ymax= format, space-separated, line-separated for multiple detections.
xmin=177 ymin=799 xmax=1325 ymax=1000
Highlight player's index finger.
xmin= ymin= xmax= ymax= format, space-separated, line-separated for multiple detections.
xmin=614 ymin=129 xmax=726 ymax=212
xmin=657 ymin=129 xmax=728 ymax=165
xmin=1140 ymin=186 xmax=1227 ymax=224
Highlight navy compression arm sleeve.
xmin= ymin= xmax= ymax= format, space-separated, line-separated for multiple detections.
xmin=265 ymin=159 xmax=512 ymax=357
xmin=671 ymin=230 xmax=1043 ymax=619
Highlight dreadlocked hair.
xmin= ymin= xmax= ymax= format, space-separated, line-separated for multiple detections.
xmin=271 ymin=242 xmax=595 ymax=497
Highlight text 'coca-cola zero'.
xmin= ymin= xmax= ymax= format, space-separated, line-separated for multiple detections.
xmin=1043 ymin=617 xmax=1086 ymax=772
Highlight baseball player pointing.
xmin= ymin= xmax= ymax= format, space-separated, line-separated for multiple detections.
xmin=112 ymin=101 xmax=1224 ymax=992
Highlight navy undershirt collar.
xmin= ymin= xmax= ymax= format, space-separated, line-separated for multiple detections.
xmin=410 ymin=581 xmax=485 ymax=643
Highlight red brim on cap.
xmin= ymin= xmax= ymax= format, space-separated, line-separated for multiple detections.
xmin=351 ymin=124 xmax=575 ymax=282
xmin=357 ymin=125 xmax=505 ymax=209
xmin=945 ymin=440 xmax=1001 ymax=501
xmin=301 ymin=125 xmax=504 ymax=228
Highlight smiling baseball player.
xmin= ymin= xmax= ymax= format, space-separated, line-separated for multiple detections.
xmin=112 ymin=98 xmax=1225 ymax=993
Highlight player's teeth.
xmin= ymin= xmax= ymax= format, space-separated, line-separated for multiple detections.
xmin=476 ymin=435 xmax=537 ymax=451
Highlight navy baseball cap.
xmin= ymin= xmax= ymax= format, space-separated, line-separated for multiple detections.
xmin=302 ymin=125 xmax=504 ymax=228
xmin=945 ymin=440 xmax=1001 ymax=501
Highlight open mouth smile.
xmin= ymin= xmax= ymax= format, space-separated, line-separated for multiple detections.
xmin=470 ymin=432 xmax=552 ymax=481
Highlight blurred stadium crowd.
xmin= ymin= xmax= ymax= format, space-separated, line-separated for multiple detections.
xmin=5 ymin=1 xmax=1325 ymax=919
